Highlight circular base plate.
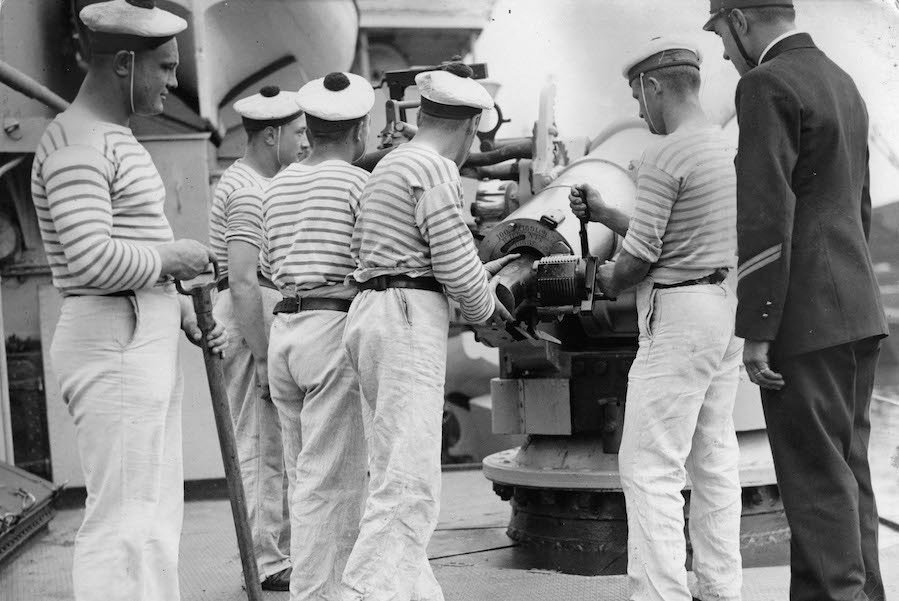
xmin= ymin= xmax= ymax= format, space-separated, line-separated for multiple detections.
xmin=483 ymin=431 xmax=788 ymax=570
xmin=483 ymin=430 xmax=778 ymax=489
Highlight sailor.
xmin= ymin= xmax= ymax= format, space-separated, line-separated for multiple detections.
xmin=704 ymin=2 xmax=889 ymax=600
xmin=208 ymin=85 xmax=307 ymax=591
xmin=570 ymin=37 xmax=743 ymax=601
xmin=339 ymin=62 xmax=516 ymax=601
xmin=262 ymin=71 xmax=374 ymax=600
xmin=30 ymin=1 xmax=226 ymax=599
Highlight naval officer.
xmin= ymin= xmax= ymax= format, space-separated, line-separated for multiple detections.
xmin=208 ymin=86 xmax=306 ymax=591
xmin=704 ymin=2 xmax=889 ymax=600
xmin=31 ymin=1 xmax=226 ymax=599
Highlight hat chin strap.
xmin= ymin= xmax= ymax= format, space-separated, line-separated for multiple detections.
xmin=128 ymin=51 xmax=156 ymax=118
xmin=352 ymin=137 xmax=367 ymax=163
xmin=275 ymin=125 xmax=283 ymax=168
xmin=726 ymin=11 xmax=758 ymax=69
xmin=639 ymin=74 xmax=660 ymax=135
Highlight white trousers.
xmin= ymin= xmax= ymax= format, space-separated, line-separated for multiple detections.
xmin=339 ymin=289 xmax=447 ymax=601
xmin=268 ymin=309 xmax=367 ymax=601
xmin=213 ymin=288 xmax=291 ymax=579
xmin=619 ymin=281 xmax=743 ymax=601
xmin=50 ymin=288 xmax=184 ymax=601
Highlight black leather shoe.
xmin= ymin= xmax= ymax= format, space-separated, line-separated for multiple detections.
xmin=261 ymin=567 xmax=291 ymax=592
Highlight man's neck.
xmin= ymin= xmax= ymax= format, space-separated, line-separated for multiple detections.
xmin=411 ymin=129 xmax=467 ymax=166
xmin=303 ymin=141 xmax=357 ymax=166
xmin=663 ymin=97 xmax=709 ymax=134
xmin=70 ymin=71 xmax=131 ymax=127
xmin=243 ymin=144 xmax=280 ymax=179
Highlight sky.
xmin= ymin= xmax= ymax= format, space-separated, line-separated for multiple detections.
xmin=474 ymin=0 xmax=899 ymax=206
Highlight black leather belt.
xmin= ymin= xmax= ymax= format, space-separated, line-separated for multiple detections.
xmin=653 ymin=268 xmax=729 ymax=290
xmin=357 ymin=275 xmax=443 ymax=293
xmin=272 ymin=297 xmax=352 ymax=314
xmin=217 ymin=273 xmax=278 ymax=292
xmin=68 ymin=290 xmax=134 ymax=298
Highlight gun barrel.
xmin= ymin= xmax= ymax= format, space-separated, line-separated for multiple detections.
xmin=0 ymin=59 xmax=69 ymax=113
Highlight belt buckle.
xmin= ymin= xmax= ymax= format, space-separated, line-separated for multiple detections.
xmin=294 ymin=296 xmax=304 ymax=312
xmin=371 ymin=276 xmax=388 ymax=292
xmin=275 ymin=297 xmax=298 ymax=314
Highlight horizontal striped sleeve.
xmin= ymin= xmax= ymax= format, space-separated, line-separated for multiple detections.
xmin=225 ymin=186 xmax=264 ymax=248
xmin=209 ymin=162 xmax=270 ymax=277
xmin=208 ymin=178 xmax=234 ymax=275
xmin=415 ymin=181 xmax=494 ymax=323
xmin=621 ymin=163 xmax=679 ymax=264
xmin=41 ymin=145 xmax=161 ymax=290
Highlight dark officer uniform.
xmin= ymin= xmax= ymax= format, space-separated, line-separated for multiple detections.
xmin=732 ymin=29 xmax=888 ymax=601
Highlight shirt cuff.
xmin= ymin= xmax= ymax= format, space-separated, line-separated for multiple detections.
xmin=147 ymin=246 xmax=165 ymax=285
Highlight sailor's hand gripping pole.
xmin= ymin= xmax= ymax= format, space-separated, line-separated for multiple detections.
xmin=176 ymin=258 xmax=263 ymax=601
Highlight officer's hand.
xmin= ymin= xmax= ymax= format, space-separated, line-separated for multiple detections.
xmin=743 ymin=340 xmax=785 ymax=390
xmin=484 ymin=253 xmax=521 ymax=279
xmin=158 ymin=239 xmax=215 ymax=280
xmin=569 ymin=183 xmax=606 ymax=222
xmin=487 ymin=286 xmax=515 ymax=326
xmin=181 ymin=314 xmax=228 ymax=358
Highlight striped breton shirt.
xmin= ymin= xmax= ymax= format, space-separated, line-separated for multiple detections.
xmin=351 ymin=142 xmax=494 ymax=323
xmin=31 ymin=114 xmax=173 ymax=296
xmin=263 ymin=160 xmax=368 ymax=300
xmin=622 ymin=125 xmax=737 ymax=285
xmin=208 ymin=160 xmax=270 ymax=278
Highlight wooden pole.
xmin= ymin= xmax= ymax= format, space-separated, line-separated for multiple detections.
xmin=179 ymin=279 xmax=262 ymax=601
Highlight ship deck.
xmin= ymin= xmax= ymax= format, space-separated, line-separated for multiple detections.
xmin=2 ymin=391 xmax=898 ymax=601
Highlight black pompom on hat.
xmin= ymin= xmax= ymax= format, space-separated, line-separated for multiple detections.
xmin=323 ymin=72 xmax=351 ymax=92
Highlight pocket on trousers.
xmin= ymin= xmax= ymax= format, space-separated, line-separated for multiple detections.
xmin=395 ymin=289 xmax=413 ymax=328
xmin=637 ymin=287 xmax=659 ymax=340
xmin=115 ymin=295 xmax=140 ymax=349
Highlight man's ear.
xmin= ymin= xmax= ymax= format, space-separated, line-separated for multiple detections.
xmin=263 ymin=126 xmax=277 ymax=147
xmin=112 ymin=50 xmax=133 ymax=77
xmin=728 ymin=8 xmax=750 ymax=34
xmin=466 ymin=114 xmax=480 ymax=136
xmin=646 ymin=76 xmax=662 ymax=96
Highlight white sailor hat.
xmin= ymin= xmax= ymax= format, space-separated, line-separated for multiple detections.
xmin=297 ymin=72 xmax=375 ymax=126
xmin=80 ymin=0 xmax=187 ymax=53
xmin=233 ymin=86 xmax=304 ymax=131
xmin=621 ymin=36 xmax=702 ymax=84
xmin=415 ymin=64 xmax=494 ymax=120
